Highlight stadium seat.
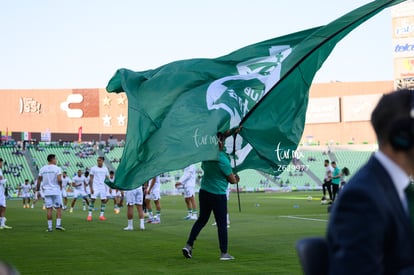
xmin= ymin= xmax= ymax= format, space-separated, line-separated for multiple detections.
xmin=295 ymin=237 xmax=329 ymax=275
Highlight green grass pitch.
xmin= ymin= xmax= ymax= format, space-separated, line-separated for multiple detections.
xmin=0 ymin=191 xmax=328 ymax=274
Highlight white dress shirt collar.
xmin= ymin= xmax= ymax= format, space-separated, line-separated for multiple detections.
xmin=375 ymin=150 xmax=411 ymax=212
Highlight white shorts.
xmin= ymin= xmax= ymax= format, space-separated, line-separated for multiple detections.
xmin=91 ymin=187 xmax=107 ymax=200
xmin=0 ymin=192 xmax=6 ymax=207
xmin=72 ymin=188 xmax=87 ymax=198
xmin=106 ymin=189 xmax=117 ymax=199
xmin=22 ymin=192 xmax=31 ymax=199
xmin=125 ymin=188 xmax=143 ymax=206
xmin=146 ymin=189 xmax=160 ymax=201
xmin=183 ymin=185 xmax=195 ymax=198
xmin=44 ymin=195 xmax=63 ymax=209
xmin=61 ymin=189 xmax=68 ymax=198
xmin=84 ymin=184 xmax=90 ymax=195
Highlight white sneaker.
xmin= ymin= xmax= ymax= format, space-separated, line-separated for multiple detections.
xmin=123 ymin=226 xmax=133 ymax=231
xmin=152 ymin=218 xmax=160 ymax=224
xmin=212 ymin=222 xmax=229 ymax=227
xmin=140 ymin=225 xmax=145 ymax=230
xmin=220 ymin=253 xmax=235 ymax=260
xmin=0 ymin=225 xmax=12 ymax=230
xmin=190 ymin=215 xmax=197 ymax=220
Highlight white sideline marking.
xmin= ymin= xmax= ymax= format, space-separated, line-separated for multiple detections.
xmin=279 ymin=215 xmax=328 ymax=222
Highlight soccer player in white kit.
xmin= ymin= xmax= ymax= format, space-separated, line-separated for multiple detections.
xmin=106 ymin=170 xmax=121 ymax=214
xmin=87 ymin=157 xmax=110 ymax=221
xmin=20 ymin=179 xmax=32 ymax=208
xmin=61 ymin=171 xmax=71 ymax=210
xmin=69 ymin=170 xmax=89 ymax=213
xmin=31 ymin=181 xmax=45 ymax=209
xmin=145 ymin=176 xmax=161 ymax=224
xmin=0 ymin=158 xmax=12 ymax=229
xmin=123 ymin=186 xmax=145 ymax=231
xmin=175 ymin=164 xmax=198 ymax=220
xmin=36 ymin=154 xmax=65 ymax=232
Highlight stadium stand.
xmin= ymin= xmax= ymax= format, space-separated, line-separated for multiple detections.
xmin=29 ymin=145 xmax=99 ymax=178
xmin=331 ymin=150 xmax=372 ymax=179
xmin=103 ymin=146 xmax=123 ymax=169
xmin=0 ymin=143 xmax=375 ymax=196
xmin=0 ymin=146 xmax=34 ymax=196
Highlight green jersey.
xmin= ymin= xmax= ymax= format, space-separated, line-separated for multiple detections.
xmin=332 ymin=167 xmax=341 ymax=185
xmin=200 ymin=151 xmax=233 ymax=195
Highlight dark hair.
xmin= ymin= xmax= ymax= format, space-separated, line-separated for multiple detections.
xmin=98 ymin=156 xmax=105 ymax=161
xmin=47 ymin=154 xmax=56 ymax=162
xmin=0 ymin=158 xmax=3 ymax=162
xmin=371 ymin=89 xmax=412 ymax=146
xmin=110 ymin=170 xmax=115 ymax=175
xmin=342 ymin=167 xmax=350 ymax=176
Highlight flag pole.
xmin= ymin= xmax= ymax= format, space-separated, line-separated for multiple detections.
xmin=232 ymin=133 xmax=241 ymax=213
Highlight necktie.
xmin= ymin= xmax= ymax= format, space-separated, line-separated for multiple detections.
xmin=405 ymin=183 xmax=414 ymax=230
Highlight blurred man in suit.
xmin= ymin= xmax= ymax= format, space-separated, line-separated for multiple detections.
xmin=327 ymin=89 xmax=414 ymax=274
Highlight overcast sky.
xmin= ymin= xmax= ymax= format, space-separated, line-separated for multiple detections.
xmin=0 ymin=0 xmax=401 ymax=89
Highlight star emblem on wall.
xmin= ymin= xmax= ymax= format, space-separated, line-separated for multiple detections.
xmin=117 ymin=95 xmax=127 ymax=105
xmin=102 ymin=114 xmax=112 ymax=127
xmin=117 ymin=114 xmax=126 ymax=126
xmin=103 ymin=96 xmax=111 ymax=106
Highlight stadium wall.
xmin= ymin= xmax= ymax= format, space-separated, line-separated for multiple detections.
xmin=302 ymin=80 xmax=394 ymax=145
xmin=0 ymin=80 xmax=394 ymax=144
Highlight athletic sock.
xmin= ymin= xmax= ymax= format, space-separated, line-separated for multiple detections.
xmin=88 ymin=202 xmax=95 ymax=215
xmin=47 ymin=220 xmax=52 ymax=229
xmin=100 ymin=203 xmax=106 ymax=216
xmin=56 ymin=218 xmax=61 ymax=227
xmin=128 ymin=219 xmax=133 ymax=228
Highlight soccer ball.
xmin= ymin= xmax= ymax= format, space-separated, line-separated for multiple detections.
xmin=307 ymin=196 xmax=313 ymax=201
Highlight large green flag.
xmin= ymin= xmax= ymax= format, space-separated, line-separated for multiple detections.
xmin=107 ymin=0 xmax=405 ymax=190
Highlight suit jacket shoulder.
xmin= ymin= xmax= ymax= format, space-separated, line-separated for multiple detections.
xmin=327 ymin=156 xmax=414 ymax=274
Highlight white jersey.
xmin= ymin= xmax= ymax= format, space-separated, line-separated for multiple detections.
xmin=89 ymin=165 xmax=109 ymax=189
xmin=0 ymin=168 xmax=5 ymax=197
xmin=150 ymin=176 xmax=161 ymax=192
xmin=179 ymin=165 xmax=196 ymax=188
xmin=21 ymin=183 xmax=32 ymax=196
xmin=0 ymin=168 xmax=5 ymax=207
xmin=61 ymin=176 xmax=71 ymax=190
xmin=39 ymin=164 xmax=62 ymax=196
xmin=84 ymin=175 xmax=90 ymax=194
xmin=325 ymin=165 xmax=334 ymax=180
xmin=72 ymin=175 xmax=86 ymax=190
